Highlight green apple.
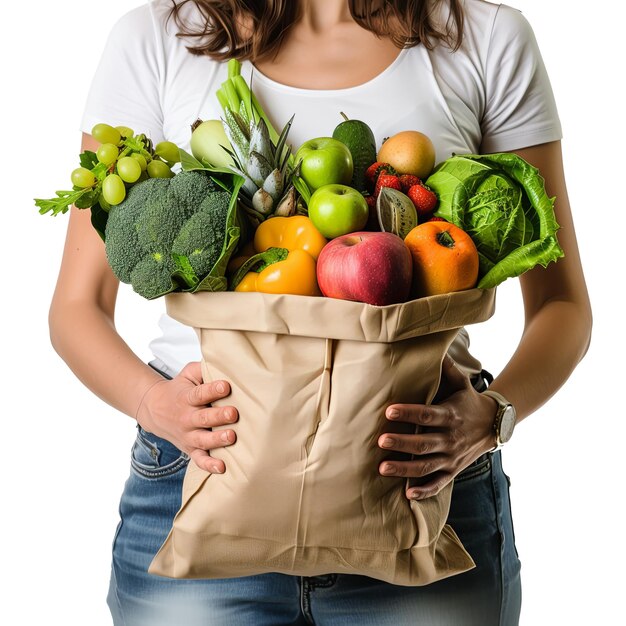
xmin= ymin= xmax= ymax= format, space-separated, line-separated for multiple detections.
xmin=190 ymin=119 xmax=234 ymax=168
xmin=308 ymin=184 xmax=369 ymax=239
xmin=295 ymin=137 xmax=353 ymax=192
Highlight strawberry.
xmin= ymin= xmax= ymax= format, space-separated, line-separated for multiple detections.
xmin=398 ymin=174 xmax=421 ymax=193
xmin=364 ymin=194 xmax=377 ymax=210
xmin=407 ymin=183 xmax=438 ymax=216
xmin=365 ymin=162 xmax=388 ymax=189
xmin=365 ymin=161 xmax=396 ymax=192
xmin=428 ymin=216 xmax=447 ymax=222
xmin=374 ymin=174 xmax=402 ymax=198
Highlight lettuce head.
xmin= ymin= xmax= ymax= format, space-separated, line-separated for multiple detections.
xmin=425 ymin=153 xmax=564 ymax=289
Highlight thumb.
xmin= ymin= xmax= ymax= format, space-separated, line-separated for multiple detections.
xmin=179 ymin=361 xmax=204 ymax=385
xmin=433 ymin=355 xmax=471 ymax=403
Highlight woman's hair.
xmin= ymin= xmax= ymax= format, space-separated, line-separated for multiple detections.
xmin=168 ymin=0 xmax=464 ymax=62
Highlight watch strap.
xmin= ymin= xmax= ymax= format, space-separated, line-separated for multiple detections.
xmin=482 ymin=389 xmax=513 ymax=451
xmin=482 ymin=389 xmax=511 ymax=409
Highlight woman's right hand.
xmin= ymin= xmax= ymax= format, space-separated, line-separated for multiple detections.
xmin=49 ymin=133 xmax=238 ymax=473
xmin=136 ymin=362 xmax=238 ymax=474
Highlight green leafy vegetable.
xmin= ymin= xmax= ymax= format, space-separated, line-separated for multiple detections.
xmin=35 ymin=187 xmax=95 ymax=216
xmin=426 ymin=153 xmax=564 ymax=289
xmin=79 ymin=150 xmax=99 ymax=170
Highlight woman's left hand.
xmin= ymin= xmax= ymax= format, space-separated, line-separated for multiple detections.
xmin=379 ymin=355 xmax=499 ymax=500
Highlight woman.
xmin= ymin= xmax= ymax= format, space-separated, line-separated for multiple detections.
xmin=49 ymin=0 xmax=592 ymax=624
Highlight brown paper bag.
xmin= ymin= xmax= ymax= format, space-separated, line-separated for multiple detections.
xmin=149 ymin=288 xmax=495 ymax=586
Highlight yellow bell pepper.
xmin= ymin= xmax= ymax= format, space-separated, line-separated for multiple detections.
xmin=235 ymin=249 xmax=320 ymax=296
xmin=254 ymin=215 xmax=327 ymax=261
xmin=232 ymin=216 xmax=327 ymax=296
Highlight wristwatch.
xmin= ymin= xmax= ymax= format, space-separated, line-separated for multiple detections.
xmin=482 ymin=390 xmax=516 ymax=451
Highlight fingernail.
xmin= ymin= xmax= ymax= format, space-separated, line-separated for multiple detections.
xmin=224 ymin=408 xmax=235 ymax=422
xmin=407 ymin=490 xmax=420 ymax=499
xmin=387 ymin=409 xmax=400 ymax=419
xmin=381 ymin=437 xmax=394 ymax=448
xmin=216 ymin=382 xmax=226 ymax=393
xmin=381 ymin=463 xmax=395 ymax=475
xmin=220 ymin=431 xmax=232 ymax=443
xmin=211 ymin=464 xmax=223 ymax=474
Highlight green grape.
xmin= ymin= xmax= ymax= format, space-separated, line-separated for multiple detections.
xmin=71 ymin=167 xmax=96 ymax=188
xmin=102 ymin=174 xmax=126 ymax=205
xmin=154 ymin=141 xmax=180 ymax=165
xmin=92 ymin=123 xmax=121 ymax=146
xmin=130 ymin=152 xmax=148 ymax=171
xmin=117 ymin=156 xmax=142 ymax=183
xmin=97 ymin=143 xmax=119 ymax=166
xmin=147 ymin=159 xmax=175 ymax=179
xmin=115 ymin=125 xmax=134 ymax=139
xmin=98 ymin=196 xmax=112 ymax=212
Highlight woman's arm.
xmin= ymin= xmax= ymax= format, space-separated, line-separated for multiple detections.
xmin=488 ymin=141 xmax=591 ymax=416
xmin=378 ymin=140 xmax=592 ymax=498
xmin=48 ymin=133 xmax=238 ymax=473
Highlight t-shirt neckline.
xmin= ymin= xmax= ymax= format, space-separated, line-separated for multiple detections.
xmin=247 ymin=47 xmax=410 ymax=96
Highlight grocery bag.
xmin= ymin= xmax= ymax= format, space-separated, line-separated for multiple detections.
xmin=149 ymin=288 xmax=496 ymax=585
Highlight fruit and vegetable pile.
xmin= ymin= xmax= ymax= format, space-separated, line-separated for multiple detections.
xmin=36 ymin=60 xmax=564 ymax=304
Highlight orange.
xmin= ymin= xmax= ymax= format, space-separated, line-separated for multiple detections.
xmin=404 ymin=222 xmax=479 ymax=297
xmin=377 ymin=131 xmax=436 ymax=179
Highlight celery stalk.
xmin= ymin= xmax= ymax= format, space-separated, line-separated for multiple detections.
xmin=249 ymin=91 xmax=280 ymax=145
xmin=222 ymin=80 xmax=240 ymax=113
xmin=219 ymin=57 xmax=298 ymax=174
xmin=220 ymin=59 xmax=280 ymax=145
xmin=216 ymin=87 xmax=229 ymax=112
xmin=227 ymin=58 xmax=241 ymax=80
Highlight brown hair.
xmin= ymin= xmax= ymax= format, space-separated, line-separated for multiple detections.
xmin=168 ymin=0 xmax=464 ymax=62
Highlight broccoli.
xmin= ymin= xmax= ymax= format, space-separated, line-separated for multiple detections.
xmin=171 ymin=191 xmax=231 ymax=278
xmin=104 ymin=177 xmax=169 ymax=283
xmin=129 ymin=254 xmax=176 ymax=301
xmin=104 ymin=170 xmax=230 ymax=299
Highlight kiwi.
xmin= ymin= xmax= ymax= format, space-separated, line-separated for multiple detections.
xmin=332 ymin=113 xmax=377 ymax=192
xmin=376 ymin=188 xmax=418 ymax=239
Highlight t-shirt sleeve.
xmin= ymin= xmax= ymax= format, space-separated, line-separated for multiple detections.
xmin=81 ymin=4 xmax=165 ymax=143
xmin=480 ymin=5 xmax=562 ymax=153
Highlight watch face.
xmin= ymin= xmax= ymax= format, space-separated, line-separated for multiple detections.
xmin=499 ymin=406 xmax=516 ymax=443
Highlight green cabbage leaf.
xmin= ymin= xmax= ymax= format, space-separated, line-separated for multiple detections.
xmin=426 ymin=153 xmax=564 ymax=289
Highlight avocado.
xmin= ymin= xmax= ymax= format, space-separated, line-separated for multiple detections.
xmin=332 ymin=113 xmax=377 ymax=193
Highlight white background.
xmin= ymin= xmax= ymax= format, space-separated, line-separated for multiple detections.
xmin=1 ymin=1 xmax=623 ymax=624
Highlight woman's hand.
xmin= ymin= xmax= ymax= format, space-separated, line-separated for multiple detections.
xmin=378 ymin=355 xmax=498 ymax=500
xmin=136 ymin=361 xmax=238 ymax=474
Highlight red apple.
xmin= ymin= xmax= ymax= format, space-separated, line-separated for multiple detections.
xmin=316 ymin=231 xmax=413 ymax=306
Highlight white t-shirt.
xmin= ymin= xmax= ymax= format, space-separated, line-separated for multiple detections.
xmin=81 ymin=0 xmax=562 ymax=378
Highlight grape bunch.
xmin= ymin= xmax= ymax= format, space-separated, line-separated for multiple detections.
xmin=80 ymin=123 xmax=180 ymax=206
xmin=36 ymin=123 xmax=181 ymax=216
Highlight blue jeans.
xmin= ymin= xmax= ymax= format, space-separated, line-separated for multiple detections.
xmin=108 ymin=405 xmax=521 ymax=625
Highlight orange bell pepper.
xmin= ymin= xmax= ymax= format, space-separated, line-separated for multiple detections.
xmin=231 ymin=216 xmax=327 ymax=296
xmin=235 ymin=249 xmax=320 ymax=296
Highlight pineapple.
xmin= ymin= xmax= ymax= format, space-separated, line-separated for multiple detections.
xmin=221 ymin=109 xmax=298 ymax=225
